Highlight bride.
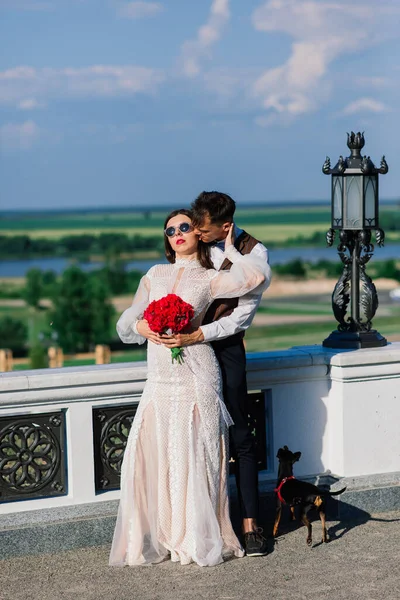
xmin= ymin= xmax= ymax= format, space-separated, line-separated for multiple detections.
xmin=109 ymin=208 xmax=271 ymax=568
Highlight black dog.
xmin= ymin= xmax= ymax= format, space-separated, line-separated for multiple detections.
xmin=273 ymin=446 xmax=346 ymax=546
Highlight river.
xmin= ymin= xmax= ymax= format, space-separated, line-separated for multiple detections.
xmin=1 ymin=244 xmax=400 ymax=278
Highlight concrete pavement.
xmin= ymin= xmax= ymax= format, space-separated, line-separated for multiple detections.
xmin=1 ymin=510 xmax=399 ymax=600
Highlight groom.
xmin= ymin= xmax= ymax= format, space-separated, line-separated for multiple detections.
xmin=163 ymin=191 xmax=270 ymax=556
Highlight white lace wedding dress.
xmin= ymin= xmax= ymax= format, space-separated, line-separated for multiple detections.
xmin=109 ymin=246 xmax=269 ymax=567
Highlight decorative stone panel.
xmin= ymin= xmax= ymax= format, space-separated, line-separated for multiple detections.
xmin=0 ymin=411 xmax=66 ymax=502
xmin=93 ymin=393 xmax=267 ymax=492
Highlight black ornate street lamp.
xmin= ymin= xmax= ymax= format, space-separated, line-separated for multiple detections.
xmin=322 ymin=131 xmax=389 ymax=349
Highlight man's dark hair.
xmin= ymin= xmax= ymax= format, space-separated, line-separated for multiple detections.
xmin=191 ymin=191 xmax=236 ymax=226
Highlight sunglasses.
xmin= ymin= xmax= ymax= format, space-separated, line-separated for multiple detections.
xmin=164 ymin=222 xmax=193 ymax=238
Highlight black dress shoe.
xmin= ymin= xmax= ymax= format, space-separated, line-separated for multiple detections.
xmin=244 ymin=528 xmax=268 ymax=557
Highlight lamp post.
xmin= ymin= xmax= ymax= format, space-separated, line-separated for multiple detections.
xmin=322 ymin=131 xmax=389 ymax=349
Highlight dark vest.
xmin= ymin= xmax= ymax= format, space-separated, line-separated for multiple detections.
xmin=203 ymin=230 xmax=261 ymax=326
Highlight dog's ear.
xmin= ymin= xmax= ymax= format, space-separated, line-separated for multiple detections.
xmin=293 ymin=451 xmax=301 ymax=462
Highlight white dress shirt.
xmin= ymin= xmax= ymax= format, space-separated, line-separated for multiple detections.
xmin=199 ymin=224 xmax=270 ymax=343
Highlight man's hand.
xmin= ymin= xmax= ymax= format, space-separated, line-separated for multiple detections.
xmin=160 ymin=329 xmax=204 ymax=348
xmin=136 ymin=319 xmax=161 ymax=344
xmin=224 ymin=223 xmax=235 ymax=249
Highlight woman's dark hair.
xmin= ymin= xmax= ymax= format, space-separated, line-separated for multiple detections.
xmin=191 ymin=191 xmax=236 ymax=226
xmin=164 ymin=208 xmax=213 ymax=269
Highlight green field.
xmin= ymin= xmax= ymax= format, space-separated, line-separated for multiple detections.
xmin=244 ymin=313 xmax=400 ymax=352
xmin=1 ymin=203 xmax=400 ymax=370
xmin=3 ymin=294 xmax=400 ymax=369
xmin=0 ymin=223 xmax=325 ymax=241
xmin=10 ymin=314 xmax=400 ymax=369
xmin=0 ymin=206 xmax=332 ymax=232
xmin=2 ymin=204 xmax=399 ymax=245
xmin=0 ymin=207 xmax=329 ymax=242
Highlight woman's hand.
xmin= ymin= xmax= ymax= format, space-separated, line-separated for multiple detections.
xmin=225 ymin=223 xmax=235 ymax=249
xmin=136 ymin=319 xmax=162 ymax=344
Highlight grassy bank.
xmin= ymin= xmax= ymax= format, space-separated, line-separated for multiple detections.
xmin=2 ymin=292 xmax=400 ymax=369
xmin=244 ymin=312 xmax=400 ymax=352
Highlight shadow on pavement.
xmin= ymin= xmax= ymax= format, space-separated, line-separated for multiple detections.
xmin=230 ymin=491 xmax=400 ymax=553
xmin=326 ymin=496 xmax=400 ymax=542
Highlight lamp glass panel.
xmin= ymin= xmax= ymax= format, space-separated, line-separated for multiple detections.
xmin=364 ymin=176 xmax=377 ymax=227
xmin=332 ymin=176 xmax=342 ymax=227
xmin=344 ymin=175 xmax=363 ymax=229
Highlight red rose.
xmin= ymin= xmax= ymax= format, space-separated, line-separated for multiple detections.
xmin=143 ymin=294 xmax=194 ymax=363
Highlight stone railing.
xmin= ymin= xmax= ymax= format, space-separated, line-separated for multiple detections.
xmin=1 ymin=343 xmax=400 ymax=517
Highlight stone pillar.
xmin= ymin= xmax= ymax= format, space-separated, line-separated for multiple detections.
xmin=48 ymin=347 xmax=64 ymax=368
xmin=326 ymin=344 xmax=400 ymax=477
xmin=246 ymin=342 xmax=400 ymax=480
xmin=95 ymin=345 xmax=111 ymax=365
xmin=0 ymin=349 xmax=12 ymax=372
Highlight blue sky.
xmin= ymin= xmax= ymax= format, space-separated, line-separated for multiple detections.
xmin=0 ymin=0 xmax=399 ymax=210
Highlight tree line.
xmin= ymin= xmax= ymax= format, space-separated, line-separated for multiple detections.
xmin=3 ymin=207 xmax=400 ymax=259
xmin=0 ymin=232 xmax=164 ymax=259
xmin=1 ymin=258 xmax=399 ymax=361
xmin=0 ymin=263 xmax=143 ymax=357
xmin=273 ymin=258 xmax=400 ymax=280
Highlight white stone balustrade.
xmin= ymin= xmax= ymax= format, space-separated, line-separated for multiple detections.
xmin=1 ymin=343 xmax=400 ymax=517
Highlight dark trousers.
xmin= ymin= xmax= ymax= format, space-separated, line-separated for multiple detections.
xmin=212 ymin=335 xmax=259 ymax=520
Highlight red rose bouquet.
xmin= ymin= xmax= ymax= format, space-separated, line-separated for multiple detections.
xmin=143 ymin=294 xmax=194 ymax=364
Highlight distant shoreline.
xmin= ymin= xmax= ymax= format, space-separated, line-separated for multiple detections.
xmin=1 ymin=198 xmax=399 ymax=216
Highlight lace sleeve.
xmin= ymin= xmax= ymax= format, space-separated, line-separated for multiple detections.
xmin=210 ymin=245 xmax=271 ymax=300
xmin=116 ymin=274 xmax=151 ymax=345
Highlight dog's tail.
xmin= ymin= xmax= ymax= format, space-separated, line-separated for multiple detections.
xmin=326 ymin=486 xmax=347 ymax=496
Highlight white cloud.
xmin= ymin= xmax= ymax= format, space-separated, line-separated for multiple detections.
xmin=117 ymin=2 xmax=163 ymax=19
xmin=355 ymin=76 xmax=391 ymax=88
xmin=203 ymin=68 xmax=259 ymax=99
xmin=0 ymin=65 xmax=165 ymax=107
xmin=180 ymin=0 xmax=231 ymax=77
xmin=342 ymin=98 xmax=389 ymax=115
xmin=251 ymin=0 xmax=400 ymax=121
xmin=0 ymin=120 xmax=40 ymax=151
xmin=18 ymin=98 xmax=45 ymax=110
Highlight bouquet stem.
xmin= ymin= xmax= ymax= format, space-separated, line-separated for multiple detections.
xmin=171 ymin=347 xmax=184 ymax=364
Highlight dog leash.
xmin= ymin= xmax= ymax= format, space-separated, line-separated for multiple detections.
xmin=274 ymin=476 xmax=295 ymax=503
